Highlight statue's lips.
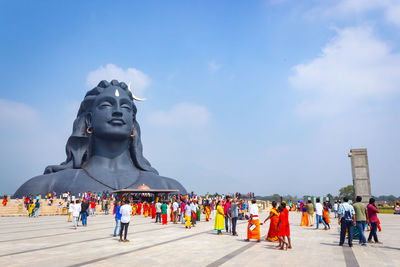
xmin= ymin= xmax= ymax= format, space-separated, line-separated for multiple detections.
xmin=108 ymin=119 xmax=125 ymax=126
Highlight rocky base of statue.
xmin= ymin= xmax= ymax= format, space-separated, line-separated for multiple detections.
xmin=14 ymin=169 xmax=186 ymax=197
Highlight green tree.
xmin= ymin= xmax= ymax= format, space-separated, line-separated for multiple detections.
xmin=338 ymin=185 xmax=354 ymax=200
xmin=271 ymin=194 xmax=281 ymax=202
xmin=376 ymin=195 xmax=398 ymax=202
xmin=284 ymin=194 xmax=294 ymax=202
xmin=326 ymin=193 xmax=334 ymax=201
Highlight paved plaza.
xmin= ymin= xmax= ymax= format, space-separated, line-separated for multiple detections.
xmin=0 ymin=212 xmax=399 ymax=266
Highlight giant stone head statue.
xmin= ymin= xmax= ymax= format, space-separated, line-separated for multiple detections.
xmin=14 ymin=80 xmax=186 ymax=197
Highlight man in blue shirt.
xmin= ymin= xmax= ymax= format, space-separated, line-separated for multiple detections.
xmin=241 ymin=200 xmax=248 ymax=217
xmin=34 ymin=200 xmax=40 ymax=217
xmin=337 ymin=197 xmax=356 ymax=247
xmin=231 ymin=198 xmax=239 ymax=236
xmin=113 ymin=201 xmax=122 ymax=237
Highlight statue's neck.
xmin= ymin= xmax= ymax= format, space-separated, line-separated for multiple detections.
xmin=87 ymin=136 xmax=133 ymax=171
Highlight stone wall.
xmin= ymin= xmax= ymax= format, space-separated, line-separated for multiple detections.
xmin=0 ymin=198 xmax=103 ymax=217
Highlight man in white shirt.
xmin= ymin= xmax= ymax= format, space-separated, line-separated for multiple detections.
xmin=315 ymin=198 xmax=327 ymax=230
xmin=173 ymin=199 xmax=179 ymax=224
xmin=333 ymin=201 xmax=339 ymax=218
xmin=67 ymin=202 xmax=73 ymax=222
xmin=190 ymin=201 xmax=197 ymax=227
xmin=185 ymin=200 xmax=192 ymax=228
xmin=120 ymin=200 xmax=133 ymax=242
xmin=72 ymin=200 xmax=81 ymax=230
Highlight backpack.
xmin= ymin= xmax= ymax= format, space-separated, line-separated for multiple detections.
xmin=343 ymin=205 xmax=353 ymax=222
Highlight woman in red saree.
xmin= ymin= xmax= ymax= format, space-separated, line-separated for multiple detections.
xmin=133 ymin=204 xmax=137 ymax=215
xmin=205 ymin=200 xmax=211 ymax=222
xmin=262 ymin=201 xmax=279 ymax=242
xmin=151 ymin=202 xmax=156 ymax=219
xmin=143 ymin=202 xmax=149 ymax=217
xmin=277 ymin=205 xmax=289 ymax=250
xmin=170 ymin=201 xmax=174 ymax=222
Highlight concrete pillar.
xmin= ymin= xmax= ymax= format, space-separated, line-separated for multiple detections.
xmin=348 ymin=148 xmax=372 ymax=204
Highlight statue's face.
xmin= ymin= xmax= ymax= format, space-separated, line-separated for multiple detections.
xmin=90 ymin=86 xmax=134 ymax=140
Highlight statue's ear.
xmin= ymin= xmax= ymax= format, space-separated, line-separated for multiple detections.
xmin=85 ymin=112 xmax=92 ymax=127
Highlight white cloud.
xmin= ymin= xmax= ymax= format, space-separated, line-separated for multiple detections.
xmin=285 ymin=26 xmax=400 ymax=196
xmin=0 ymin=99 xmax=39 ymax=126
xmin=86 ymin=64 xmax=150 ymax=97
xmin=318 ymin=0 xmax=400 ymax=27
xmin=289 ymin=26 xmax=400 ymax=117
xmin=147 ymin=103 xmax=210 ymax=129
xmin=208 ymin=60 xmax=221 ymax=73
xmin=0 ymin=98 xmax=72 ymax=195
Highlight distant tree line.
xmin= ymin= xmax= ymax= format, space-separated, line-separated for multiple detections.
xmin=255 ymin=185 xmax=399 ymax=203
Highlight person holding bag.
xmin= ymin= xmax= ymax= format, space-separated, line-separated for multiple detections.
xmin=245 ymin=199 xmax=261 ymax=242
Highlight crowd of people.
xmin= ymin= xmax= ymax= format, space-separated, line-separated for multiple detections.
xmin=11 ymin=191 xmax=387 ymax=249
xmin=337 ymin=196 xmax=383 ymax=247
xmin=297 ymin=196 xmax=383 ymax=247
xmin=58 ymin=192 xmax=261 ymax=243
xmin=298 ymin=198 xmax=331 ymax=229
xmin=212 ymin=197 xmax=292 ymax=250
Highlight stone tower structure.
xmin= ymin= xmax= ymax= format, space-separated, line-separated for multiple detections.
xmin=348 ymin=148 xmax=371 ymax=204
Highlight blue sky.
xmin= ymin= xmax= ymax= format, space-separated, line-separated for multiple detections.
xmin=1 ymin=0 xmax=400 ymax=196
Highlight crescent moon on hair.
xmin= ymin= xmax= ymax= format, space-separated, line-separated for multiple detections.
xmin=128 ymin=82 xmax=146 ymax=101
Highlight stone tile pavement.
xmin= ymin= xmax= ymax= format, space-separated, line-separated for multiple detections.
xmin=0 ymin=212 xmax=398 ymax=266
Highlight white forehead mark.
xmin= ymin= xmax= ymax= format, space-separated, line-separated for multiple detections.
xmin=115 ymin=89 xmax=120 ymax=97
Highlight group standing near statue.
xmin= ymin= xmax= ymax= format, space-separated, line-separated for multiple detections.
xmin=7 ymin=189 xmax=390 ymax=255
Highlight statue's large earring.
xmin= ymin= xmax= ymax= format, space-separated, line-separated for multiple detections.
xmin=86 ymin=127 xmax=93 ymax=134
xmin=130 ymin=130 xmax=136 ymax=137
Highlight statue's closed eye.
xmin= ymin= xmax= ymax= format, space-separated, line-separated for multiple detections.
xmin=121 ymin=104 xmax=131 ymax=111
xmin=99 ymin=101 xmax=112 ymax=108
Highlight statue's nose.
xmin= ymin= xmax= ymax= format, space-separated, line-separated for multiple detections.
xmin=112 ymin=104 xmax=123 ymax=117
xmin=112 ymin=110 xmax=123 ymax=117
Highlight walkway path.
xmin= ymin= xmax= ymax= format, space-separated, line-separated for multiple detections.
xmin=0 ymin=212 xmax=398 ymax=266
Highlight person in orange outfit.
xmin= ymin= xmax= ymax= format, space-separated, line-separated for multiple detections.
xmin=148 ymin=203 xmax=152 ymax=218
xmin=277 ymin=205 xmax=287 ymax=250
xmin=170 ymin=201 xmax=174 ymax=222
xmin=143 ymin=202 xmax=149 ymax=217
xmin=323 ymin=202 xmax=331 ymax=229
xmin=132 ymin=203 xmax=136 ymax=216
xmin=377 ymin=218 xmax=382 ymax=232
xmin=137 ymin=202 xmax=142 ymax=215
xmin=205 ymin=200 xmax=211 ymax=222
xmin=283 ymin=203 xmax=292 ymax=248
xmin=277 ymin=203 xmax=292 ymax=249
xmin=300 ymin=203 xmax=309 ymax=227
xmin=151 ymin=202 xmax=156 ymax=219
xmin=245 ymin=199 xmax=261 ymax=242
